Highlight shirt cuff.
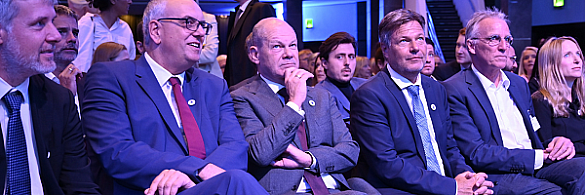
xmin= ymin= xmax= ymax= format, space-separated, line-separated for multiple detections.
xmin=534 ymin=149 xmax=544 ymax=170
xmin=305 ymin=151 xmax=317 ymax=170
xmin=455 ymin=182 xmax=458 ymax=195
xmin=286 ymin=101 xmax=305 ymax=116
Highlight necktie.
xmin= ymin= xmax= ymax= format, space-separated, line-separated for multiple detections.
xmin=234 ymin=8 xmax=243 ymax=28
xmin=278 ymin=88 xmax=329 ymax=195
xmin=3 ymin=91 xmax=31 ymax=194
xmin=169 ymin=78 xmax=206 ymax=159
xmin=406 ymin=85 xmax=441 ymax=174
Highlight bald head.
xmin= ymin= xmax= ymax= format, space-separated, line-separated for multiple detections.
xmin=247 ymin=18 xmax=295 ymax=50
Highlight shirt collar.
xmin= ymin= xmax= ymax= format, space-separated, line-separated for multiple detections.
xmin=260 ymin=74 xmax=283 ymax=94
xmin=0 ymin=76 xmax=30 ymax=103
xmin=239 ymin=0 xmax=252 ymax=12
xmin=44 ymin=72 xmax=57 ymax=81
xmin=387 ymin=64 xmax=422 ymax=90
xmin=144 ymin=52 xmax=185 ymax=87
xmin=472 ymin=65 xmax=510 ymax=90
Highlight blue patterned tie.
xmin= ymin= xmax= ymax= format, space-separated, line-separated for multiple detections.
xmin=406 ymin=85 xmax=441 ymax=174
xmin=3 ymin=91 xmax=31 ymax=194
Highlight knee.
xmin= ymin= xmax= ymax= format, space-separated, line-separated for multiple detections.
xmin=221 ymin=169 xmax=256 ymax=182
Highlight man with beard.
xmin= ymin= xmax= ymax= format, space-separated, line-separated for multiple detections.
xmin=0 ymin=0 xmax=99 ymax=193
xmin=46 ymin=5 xmax=85 ymax=108
xmin=315 ymin=32 xmax=366 ymax=123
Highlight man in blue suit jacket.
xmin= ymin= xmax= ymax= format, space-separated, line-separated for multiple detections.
xmin=350 ymin=9 xmax=493 ymax=195
xmin=442 ymin=9 xmax=585 ymax=194
xmin=82 ymin=0 xmax=267 ymax=194
xmin=315 ymin=32 xmax=366 ymax=122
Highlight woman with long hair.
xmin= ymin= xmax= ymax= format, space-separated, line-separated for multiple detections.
xmin=91 ymin=42 xmax=130 ymax=64
xmin=519 ymin=46 xmax=538 ymax=82
xmin=354 ymin=56 xmax=372 ymax=79
xmin=532 ymin=36 xmax=585 ymax=157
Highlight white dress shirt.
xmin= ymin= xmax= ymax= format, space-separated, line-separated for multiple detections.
xmin=259 ymin=75 xmax=339 ymax=192
xmin=73 ymin=13 xmax=136 ymax=73
xmin=0 ymin=78 xmax=43 ymax=195
xmin=471 ymin=65 xmax=543 ymax=169
xmin=387 ymin=65 xmax=446 ymax=176
xmin=44 ymin=73 xmax=81 ymax=117
xmin=144 ymin=52 xmax=185 ymax=129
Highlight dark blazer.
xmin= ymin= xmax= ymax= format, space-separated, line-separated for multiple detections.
xmin=225 ymin=0 xmax=275 ymax=86
xmin=230 ymin=75 xmax=359 ymax=195
xmin=82 ymin=56 xmax=249 ymax=194
xmin=442 ymin=68 xmax=543 ymax=175
xmin=315 ymin=77 xmax=366 ymax=120
xmin=350 ymin=69 xmax=472 ymax=194
xmin=432 ymin=60 xmax=462 ymax=81
xmin=0 ymin=75 xmax=99 ymax=194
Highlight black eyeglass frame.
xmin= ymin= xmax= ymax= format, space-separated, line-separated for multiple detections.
xmin=157 ymin=17 xmax=212 ymax=35
xmin=470 ymin=35 xmax=514 ymax=47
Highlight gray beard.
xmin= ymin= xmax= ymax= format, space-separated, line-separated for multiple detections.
xmin=1 ymin=34 xmax=56 ymax=78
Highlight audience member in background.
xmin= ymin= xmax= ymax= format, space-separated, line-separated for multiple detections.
xmin=355 ymin=56 xmax=372 ymax=79
xmin=370 ymin=43 xmax=385 ymax=75
xmin=217 ymin=54 xmax=227 ymax=74
xmin=68 ymin=0 xmax=99 ymax=20
xmin=421 ymin=38 xmax=437 ymax=80
xmin=533 ymin=36 xmax=585 ymax=158
xmin=198 ymin=12 xmax=222 ymax=78
xmin=443 ymin=9 xmax=585 ymax=194
xmin=503 ymin=46 xmax=517 ymax=72
xmin=225 ymin=0 xmax=275 ymax=86
xmin=519 ymin=46 xmax=538 ymax=82
xmin=299 ymin=49 xmax=314 ymax=71
xmin=83 ymin=0 xmax=268 ymax=194
xmin=315 ymin=32 xmax=366 ymax=123
xmin=231 ymin=18 xmax=376 ymax=195
xmin=74 ymin=0 xmax=136 ymax=73
xmin=0 ymin=0 xmax=100 ymax=193
xmin=91 ymin=42 xmax=129 ymax=64
xmin=351 ymin=9 xmax=493 ymax=195
xmin=433 ymin=27 xmax=472 ymax=81
xmin=135 ymin=20 xmax=145 ymax=56
xmin=311 ymin=53 xmax=326 ymax=86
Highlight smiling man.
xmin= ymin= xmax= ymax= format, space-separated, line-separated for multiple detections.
xmin=81 ymin=0 xmax=267 ymax=194
xmin=315 ymin=32 xmax=366 ymax=123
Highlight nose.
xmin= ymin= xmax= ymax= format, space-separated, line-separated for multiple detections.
xmin=67 ymin=31 xmax=77 ymax=43
xmin=410 ymin=41 xmax=419 ymax=54
xmin=497 ymin=39 xmax=508 ymax=52
xmin=46 ymin=22 xmax=61 ymax=43
xmin=283 ymin=46 xmax=294 ymax=59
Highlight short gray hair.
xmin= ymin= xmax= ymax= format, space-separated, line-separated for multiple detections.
xmin=142 ymin=0 xmax=167 ymax=46
xmin=378 ymin=9 xmax=424 ymax=47
xmin=0 ymin=0 xmax=56 ymax=31
xmin=465 ymin=8 xmax=509 ymax=42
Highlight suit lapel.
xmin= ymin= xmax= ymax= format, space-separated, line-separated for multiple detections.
xmin=229 ymin=0 xmax=257 ymax=41
xmin=381 ymin=69 xmax=427 ymax=163
xmin=134 ymin=57 xmax=188 ymax=153
xmin=506 ymin=73 xmax=543 ymax=149
xmin=249 ymin=75 xmax=284 ymax=117
xmin=322 ymin=79 xmax=350 ymax=113
xmin=301 ymin=89 xmax=317 ymax=149
xmin=465 ymin=70 xmax=504 ymax=145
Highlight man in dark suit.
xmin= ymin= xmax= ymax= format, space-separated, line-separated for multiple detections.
xmin=231 ymin=18 xmax=375 ymax=195
xmin=350 ymin=9 xmax=493 ymax=195
xmin=442 ymin=9 xmax=585 ymax=194
xmin=225 ymin=0 xmax=275 ymax=86
xmin=315 ymin=32 xmax=366 ymax=123
xmin=82 ymin=0 xmax=268 ymax=194
xmin=432 ymin=28 xmax=471 ymax=81
xmin=0 ymin=0 xmax=99 ymax=194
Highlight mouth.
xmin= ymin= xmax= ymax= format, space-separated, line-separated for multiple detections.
xmin=61 ymin=47 xmax=78 ymax=52
xmin=188 ymin=42 xmax=201 ymax=49
xmin=407 ymin=56 xmax=423 ymax=61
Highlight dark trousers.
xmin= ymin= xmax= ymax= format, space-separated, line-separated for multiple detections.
xmin=178 ymin=170 xmax=269 ymax=195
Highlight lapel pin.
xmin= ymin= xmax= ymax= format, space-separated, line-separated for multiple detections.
xmin=430 ymin=104 xmax=436 ymax=111
xmin=308 ymin=100 xmax=315 ymax=107
xmin=47 ymin=152 xmax=50 ymax=158
xmin=188 ymin=99 xmax=196 ymax=106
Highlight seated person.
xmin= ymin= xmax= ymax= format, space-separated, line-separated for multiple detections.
xmin=91 ymin=42 xmax=130 ymax=64
xmin=350 ymin=9 xmax=493 ymax=195
xmin=533 ymin=36 xmax=585 ymax=157
xmin=355 ymin=56 xmax=372 ymax=79
xmin=231 ymin=18 xmax=376 ymax=195
xmin=421 ymin=38 xmax=437 ymax=80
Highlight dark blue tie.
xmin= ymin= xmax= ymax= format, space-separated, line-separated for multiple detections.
xmin=3 ymin=91 xmax=31 ymax=194
xmin=406 ymin=85 xmax=441 ymax=174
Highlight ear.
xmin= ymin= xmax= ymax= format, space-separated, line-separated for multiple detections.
xmin=248 ymin=46 xmax=260 ymax=65
xmin=321 ymin=58 xmax=328 ymax=70
xmin=466 ymin=39 xmax=476 ymax=55
xmin=148 ymin=21 xmax=162 ymax=45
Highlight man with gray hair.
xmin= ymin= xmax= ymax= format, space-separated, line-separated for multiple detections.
xmin=350 ymin=9 xmax=493 ymax=194
xmin=443 ymin=9 xmax=585 ymax=194
xmin=0 ymin=0 xmax=99 ymax=193
xmin=82 ymin=0 xmax=268 ymax=194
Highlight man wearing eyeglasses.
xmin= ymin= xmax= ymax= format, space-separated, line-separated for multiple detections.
xmin=503 ymin=46 xmax=517 ymax=72
xmin=82 ymin=0 xmax=268 ymax=194
xmin=442 ymin=9 xmax=585 ymax=194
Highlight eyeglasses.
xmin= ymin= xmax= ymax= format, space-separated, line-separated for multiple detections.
xmin=157 ymin=17 xmax=212 ymax=35
xmin=470 ymin=35 xmax=513 ymax=47
xmin=509 ymin=56 xmax=517 ymax=61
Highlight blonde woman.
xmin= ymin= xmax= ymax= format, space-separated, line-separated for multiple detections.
xmin=354 ymin=56 xmax=372 ymax=79
xmin=519 ymin=46 xmax=538 ymax=82
xmin=532 ymin=36 xmax=585 ymax=157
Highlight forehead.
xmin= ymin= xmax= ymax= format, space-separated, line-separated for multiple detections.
xmin=165 ymin=0 xmax=204 ymax=20
xmin=476 ymin=17 xmax=510 ymax=36
xmin=562 ymin=40 xmax=579 ymax=51
xmin=54 ymin=14 xmax=78 ymax=28
xmin=392 ymin=21 xmax=424 ymax=38
xmin=426 ymin=44 xmax=434 ymax=51
xmin=330 ymin=43 xmax=355 ymax=54
xmin=13 ymin=0 xmax=55 ymax=21
xmin=264 ymin=24 xmax=296 ymax=42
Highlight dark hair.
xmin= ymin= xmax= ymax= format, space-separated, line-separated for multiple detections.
xmin=374 ymin=43 xmax=384 ymax=61
xmin=54 ymin=5 xmax=79 ymax=22
xmin=136 ymin=20 xmax=143 ymax=42
xmin=459 ymin=27 xmax=466 ymax=36
xmin=378 ymin=9 xmax=425 ymax=47
xmin=319 ymin=32 xmax=355 ymax=61
xmin=91 ymin=42 xmax=127 ymax=64
xmin=90 ymin=0 xmax=113 ymax=12
xmin=425 ymin=38 xmax=435 ymax=47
